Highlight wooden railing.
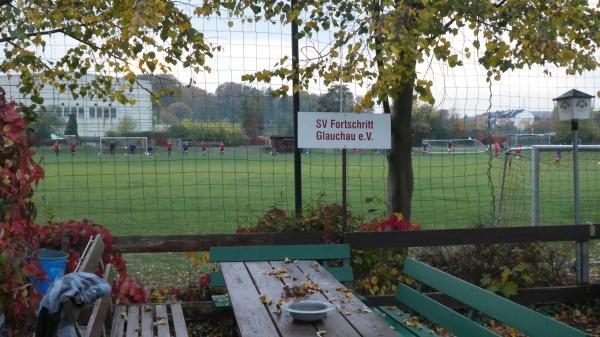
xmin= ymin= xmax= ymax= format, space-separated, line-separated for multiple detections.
xmin=112 ymin=224 xmax=598 ymax=253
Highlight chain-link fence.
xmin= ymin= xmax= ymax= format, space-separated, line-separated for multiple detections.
xmin=0 ymin=10 xmax=599 ymax=237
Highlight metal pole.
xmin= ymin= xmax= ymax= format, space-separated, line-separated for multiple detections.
xmin=572 ymin=120 xmax=588 ymax=284
xmin=531 ymin=146 xmax=540 ymax=226
xmin=496 ymin=151 xmax=510 ymax=225
xmin=342 ymin=149 xmax=347 ymax=234
xmin=573 ymin=123 xmax=580 ymax=226
xmin=339 ymin=45 xmax=348 ymax=235
xmin=291 ymin=0 xmax=302 ymax=216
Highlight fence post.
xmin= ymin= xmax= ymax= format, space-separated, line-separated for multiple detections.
xmin=342 ymin=149 xmax=347 ymax=236
xmin=531 ymin=146 xmax=540 ymax=226
xmin=572 ymin=126 xmax=588 ymax=284
xmin=291 ymin=0 xmax=302 ymax=217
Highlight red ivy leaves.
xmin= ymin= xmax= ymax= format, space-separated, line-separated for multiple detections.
xmin=376 ymin=213 xmax=413 ymax=231
xmin=37 ymin=220 xmax=150 ymax=304
xmin=360 ymin=213 xmax=421 ymax=232
xmin=0 ymin=88 xmax=45 ymax=336
xmin=113 ymin=274 xmax=149 ymax=304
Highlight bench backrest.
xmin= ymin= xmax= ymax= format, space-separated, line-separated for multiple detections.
xmin=76 ymin=235 xmax=105 ymax=274
xmin=398 ymin=258 xmax=589 ymax=337
xmin=209 ymin=244 xmax=352 ymax=286
xmin=63 ymin=234 xmax=115 ymax=337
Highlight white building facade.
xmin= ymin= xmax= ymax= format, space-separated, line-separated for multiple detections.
xmin=0 ymin=74 xmax=153 ymax=137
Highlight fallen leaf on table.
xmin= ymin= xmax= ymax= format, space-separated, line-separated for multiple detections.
xmin=344 ymin=291 xmax=353 ymax=298
xmin=260 ymin=294 xmax=273 ymax=305
xmin=119 ymin=312 xmax=128 ymax=321
xmin=275 ymin=274 xmax=291 ymax=281
xmin=268 ymin=268 xmax=289 ymax=275
xmin=284 ymin=257 xmax=292 ymax=264
xmin=143 ymin=305 xmax=152 ymax=312
xmin=273 ymin=298 xmax=285 ymax=314
xmin=312 ymin=262 xmax=319 ymax=269
xmin=316 ymin=330 xmax=327 ymax=337
xmin=342 ymin=311 xmax=352 ymax=316
xmin=359 ymin=307 xmax=371 ymax=313
xmin=340 ymin=298 xmax=348 ymax=304
xmin=154 ymin=316 xmax=167 ymax=325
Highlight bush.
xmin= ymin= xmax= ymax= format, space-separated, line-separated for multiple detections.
xmin=0 ymin=90 xmax=45 ymax=336
xmin=236 ymin=204 xmax=421 ymax=296
xmin=417 ymin=242 xmax=572 ymax=297
xmin=236 ymin=205 xmax=571 ymax=297
xmin=236 ymin=204 xmax=355 ymax=243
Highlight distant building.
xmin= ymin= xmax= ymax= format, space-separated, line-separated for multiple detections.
xmin=475 ymin=109 xmax=551 ymax=130
xmin=513 ymin=111 xmax=535 ymax=131
xmin=0 ymin=74 xmax=152 ymax=137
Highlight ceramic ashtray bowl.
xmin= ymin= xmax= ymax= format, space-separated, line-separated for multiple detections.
xmin=281 ymin=300 xmax=336 ymax=322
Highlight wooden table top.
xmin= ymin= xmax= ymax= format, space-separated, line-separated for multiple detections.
xmin=221 ymin=260 xmax=399 ymax=337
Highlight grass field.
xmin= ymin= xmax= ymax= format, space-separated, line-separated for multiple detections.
xmin=32 ymin=146 xmax=600 ymax=236
xmin=30 ymin=145 xmax=600 ymax=286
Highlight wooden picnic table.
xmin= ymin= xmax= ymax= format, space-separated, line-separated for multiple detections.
xmin=221 ymin=260 xmax=399 ymax=337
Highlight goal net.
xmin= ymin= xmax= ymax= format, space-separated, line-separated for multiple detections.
xmin=99 ymin=137 xmax=148 ymax=155
xmin=506 ymin=133 xmax=553 ymax=146
xmin=421 ymin=139 xmax=486 ymax=154
xmin=496 ymin=145 xmax=600 ymax=226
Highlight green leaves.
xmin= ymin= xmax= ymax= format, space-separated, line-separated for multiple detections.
xmin=1 ymin=0 xmax=215 ymax=106
xmin=214 ymin=0 xmax=600 ymax=112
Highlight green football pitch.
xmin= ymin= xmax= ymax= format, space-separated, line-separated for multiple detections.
xmin=32 ymin=146 xmax=600 ymax=235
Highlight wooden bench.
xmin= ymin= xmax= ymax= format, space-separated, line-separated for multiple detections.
xmin=62 ymin=235 xmax=189 ymax=337
xmin=375 ymin=257 xmax=590 ymax=337
xmin=110 ymin=303 xmax=189 ymax=337
xmin=209 ymin=244 xmax=353 ymax=309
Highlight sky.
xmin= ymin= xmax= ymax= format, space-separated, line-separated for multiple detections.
xmin=4 ymin=5 xmax=600 ymax=117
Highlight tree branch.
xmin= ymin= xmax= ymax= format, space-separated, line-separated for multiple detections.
xmin=0 ymin=28 xmax=65 ymax=43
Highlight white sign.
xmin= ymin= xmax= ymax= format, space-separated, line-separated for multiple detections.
xmin=298 ymin=112 xmax=391 ymax=149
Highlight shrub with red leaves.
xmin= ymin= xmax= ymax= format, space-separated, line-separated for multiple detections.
xmin=37 ymin=219 xmax=149 ymax=304
xmin=0 ymin=88 xmax=45 ymax=336
xmin=0 ymin=90 xmax=149 ymax=335
xmin=361 ymin=212 xmax=421 ymax=232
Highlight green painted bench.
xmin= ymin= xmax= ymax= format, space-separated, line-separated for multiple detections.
xmin=375 ymin=257 xmax=589 ymax=337
xmin=209 ymin=244 xmax=353 ymax=309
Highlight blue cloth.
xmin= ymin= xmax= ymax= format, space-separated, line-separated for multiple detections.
xmin=0 ymin=313 xmax=6 ymax=337
xmin=38 ymin=272 xmax=111 ymax=337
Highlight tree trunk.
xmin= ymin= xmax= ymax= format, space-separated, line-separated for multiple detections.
xmin=387 ymin=79 xmax=414 ymax=220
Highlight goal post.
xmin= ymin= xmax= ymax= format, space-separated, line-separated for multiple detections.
xmin=99 ymin=136 xmax=148 ymax=155
xmin=497 ymin=144 xmax=600 ymax=226
xmin=421 ymin=139 xmax=486 ymax=154
xmin=506 ymin=133 xmax=553 ymax=146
